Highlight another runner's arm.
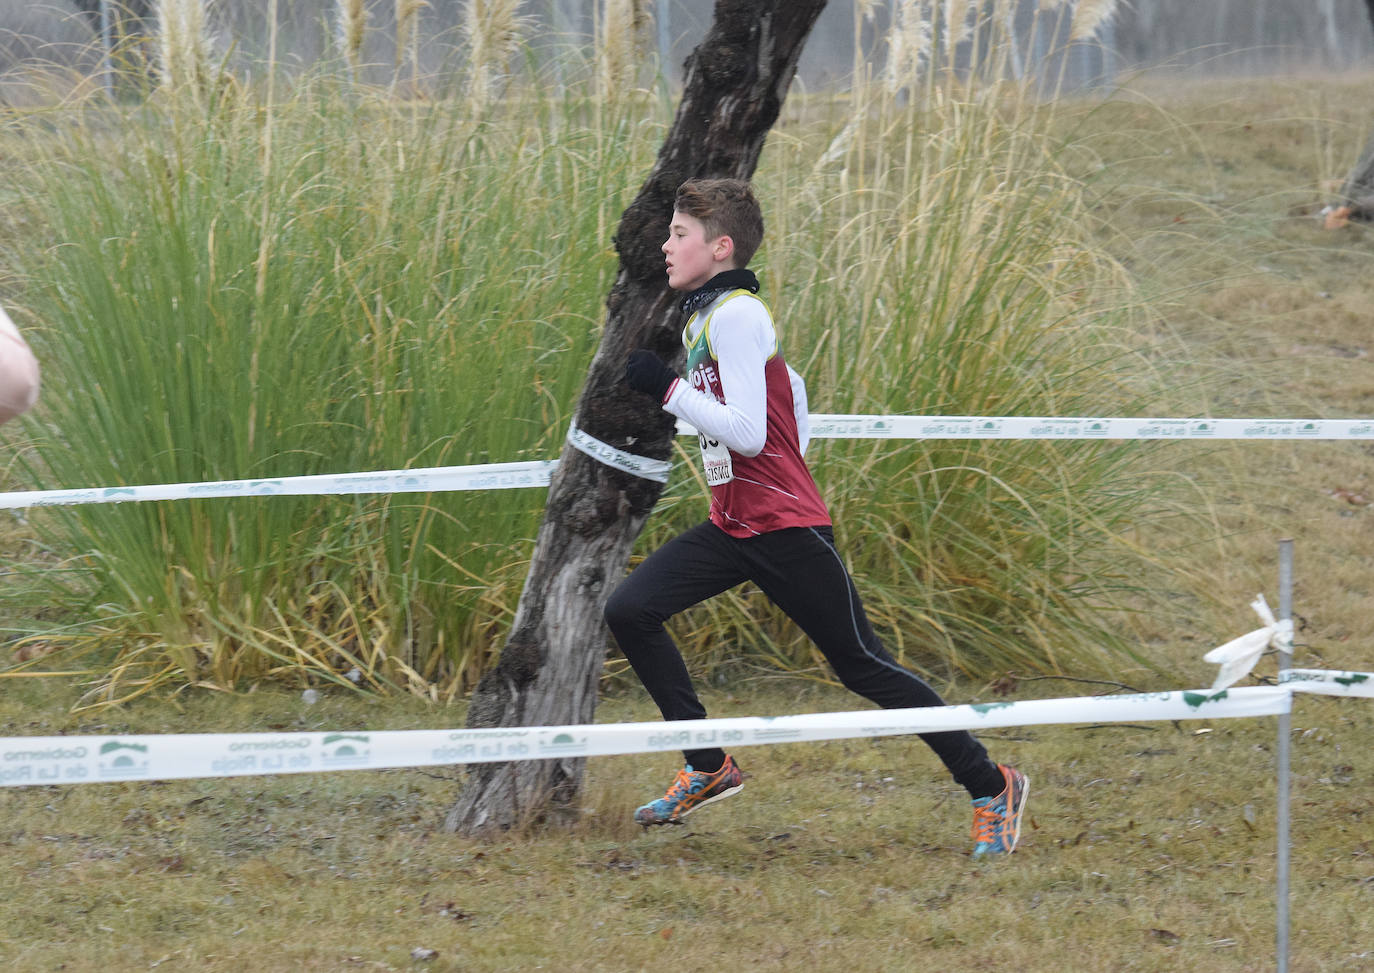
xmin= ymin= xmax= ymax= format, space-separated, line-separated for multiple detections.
xmin=0 ymin=306 xmax=39 ymax=425
xmin=662 ymin=302 xmax=771 ymax=457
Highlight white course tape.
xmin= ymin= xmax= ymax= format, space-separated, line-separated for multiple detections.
xmin=566 ymin=422 xmax=671 ymax=483
xmin=3 ymin=414 xmax=1370 ymax=510
xmin=795 ymin=415 xmax=1374 ymax=441
xmin=0 ymin=460 xmax=558 ymax=511
xmin=1280 ymin=668 xmax=1374 ymax=698
xmin=0 ymin=686 xmax=1289 ymax=789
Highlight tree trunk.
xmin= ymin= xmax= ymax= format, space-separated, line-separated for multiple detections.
xmin=444 ymin=0 xmax=829 ymax=836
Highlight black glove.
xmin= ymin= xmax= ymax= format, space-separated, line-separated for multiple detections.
xmin=624 ymin=349 xmax=677 ymax=400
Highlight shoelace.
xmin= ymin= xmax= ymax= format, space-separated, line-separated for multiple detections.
xmin=970 ymin=799 xmax=1005 ymax=843
xmin=663 ymin=768 xmax=698 ymax=802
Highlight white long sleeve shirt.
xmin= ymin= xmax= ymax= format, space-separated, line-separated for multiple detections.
xmin=662 ymin=293 xmax=811 ymax=457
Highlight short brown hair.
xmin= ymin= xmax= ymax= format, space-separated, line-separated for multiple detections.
xmin=674 ymin=178 xmax=764 ymax=267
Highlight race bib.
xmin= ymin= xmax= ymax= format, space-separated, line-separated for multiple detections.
xmin=698 ymin=433 xmax=734 ymax=485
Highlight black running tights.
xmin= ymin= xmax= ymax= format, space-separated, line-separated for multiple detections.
xmin=603 ymin=521 xmax=1004 ymax=799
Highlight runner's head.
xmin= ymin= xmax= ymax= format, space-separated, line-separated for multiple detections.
xmin=663 ymin=179 xmax=763 ymax=291
xmin=672 ymin=178 xmax=763 ymax=268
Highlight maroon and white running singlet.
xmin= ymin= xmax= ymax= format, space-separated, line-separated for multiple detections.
xmin=661 ymin=289 xmax=830 ymax=537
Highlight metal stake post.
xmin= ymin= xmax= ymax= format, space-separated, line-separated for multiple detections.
xmin=99 ymin=0 xmax=115 ymax=101
xmin=1276 ymin=539 xmax=1294 ymax=973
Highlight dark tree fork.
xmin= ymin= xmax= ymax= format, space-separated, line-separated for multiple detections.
xmin=444 ymin=0 xmax=829 ymax=835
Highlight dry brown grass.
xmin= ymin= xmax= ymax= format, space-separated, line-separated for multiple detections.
xmin=1042 ymin=73 xmax=1374 ymax=672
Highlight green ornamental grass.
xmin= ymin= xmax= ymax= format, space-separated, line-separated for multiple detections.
xmin=3 ymin=26 xmax=1187 ymax=703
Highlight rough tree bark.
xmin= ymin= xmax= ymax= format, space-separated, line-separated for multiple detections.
xmin=444 ymin=0 xmax=829 ymax=835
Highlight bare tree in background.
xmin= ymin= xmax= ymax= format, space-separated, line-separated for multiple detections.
xmin=443 ymin=0 xmax=829 ymax=836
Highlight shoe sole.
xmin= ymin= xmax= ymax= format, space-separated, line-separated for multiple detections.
xmin=1006 ymin=774 xmax=1029 ymax=852
xmin=638 ymin=781 xmax=744 ymax=827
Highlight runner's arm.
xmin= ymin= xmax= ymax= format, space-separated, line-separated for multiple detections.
xmin=0 ymin=306 xmax=39 ymax=425
xmin=662 ymin=302 xmax=772 ymax=456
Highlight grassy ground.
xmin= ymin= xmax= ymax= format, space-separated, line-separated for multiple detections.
xmin=1057 ymin=74 xmax=1374 ymax=660
xmin=1 ymin=74 xmax=1373 ymax=971
xmin=0 ymin=679 xmax=1368 ymax=972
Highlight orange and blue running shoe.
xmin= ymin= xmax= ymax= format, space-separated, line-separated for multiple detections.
xmin=634 ymin=755 xmax=744 ymax=827
xmin=970 ymin=764 xmax=1029 ymax=858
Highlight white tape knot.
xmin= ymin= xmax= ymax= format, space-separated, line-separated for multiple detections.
xmin=1203 ymin=594 xmax=1294 ymax=690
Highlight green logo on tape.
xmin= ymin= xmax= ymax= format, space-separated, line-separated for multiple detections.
xmin=1183 ymin=690 xmax=1228 ymax=709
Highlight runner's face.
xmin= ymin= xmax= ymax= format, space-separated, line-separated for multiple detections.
xmin=663 ymin=211 xmax=729 ymax=292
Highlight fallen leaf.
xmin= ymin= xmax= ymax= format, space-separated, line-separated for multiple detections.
xmin=11 ymin=640 xmax=59 ymax=662
xmin=1326 ymin=487 xmax=1371 ymax=506
xmin=989 ymin=672 xmax=1019 ymax=696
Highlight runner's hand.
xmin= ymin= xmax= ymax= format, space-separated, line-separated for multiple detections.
xmin=624 ymin=350 xmax=676 ymax=400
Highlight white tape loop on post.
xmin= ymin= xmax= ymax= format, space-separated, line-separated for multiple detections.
xmin=566 ymin=423 xmax=671 ymax=483
xmin=1204 ymin=595 xmax=1294 ymax=690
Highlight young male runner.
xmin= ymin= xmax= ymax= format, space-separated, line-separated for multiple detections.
xmin=606 ymin=178 xmax=1027 ymax=857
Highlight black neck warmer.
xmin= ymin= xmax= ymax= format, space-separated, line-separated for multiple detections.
xmin=680 ymin=269 xmax=760 ymax=315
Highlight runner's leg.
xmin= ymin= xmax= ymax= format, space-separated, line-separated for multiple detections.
xmin=743 ymin=526 xmax=1005 ymax=798
xmin=603 ymin=521 xmax=747 ymax=770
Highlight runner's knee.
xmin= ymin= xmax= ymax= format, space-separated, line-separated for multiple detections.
xmin=602 ymin=582 xmax=643 ymax=639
